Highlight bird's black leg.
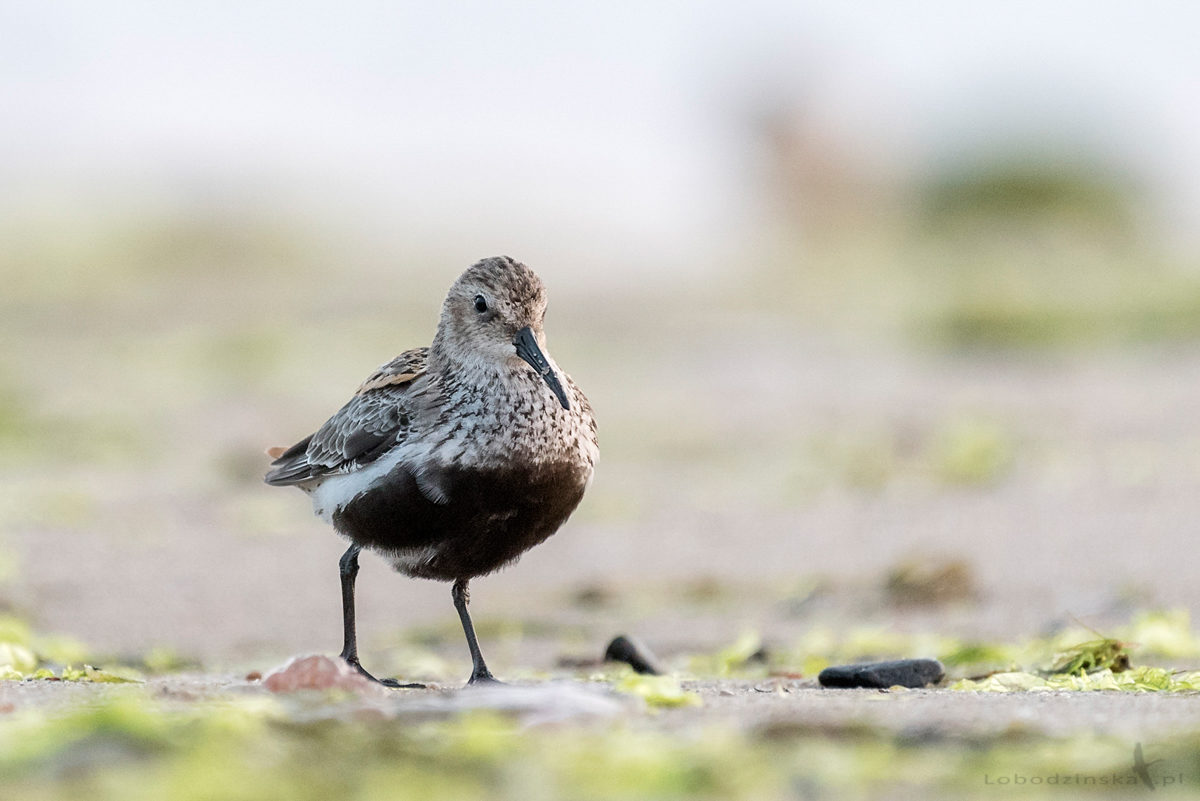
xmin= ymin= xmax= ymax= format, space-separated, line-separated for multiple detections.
xmin=452 ymin=579 xmax=500 ymax=685
xmin=338 ymin=544 xmax=387 ymax=683
xmin=338 ymin=544 xmax=423 ymax=689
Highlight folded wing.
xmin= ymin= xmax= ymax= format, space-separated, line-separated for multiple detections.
xmin=264 ymin=348 xmax=429 ymax=486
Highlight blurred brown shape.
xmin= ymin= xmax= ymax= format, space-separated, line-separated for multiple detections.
xmin=885 ymin=558 xmax=977 ymax=607
xmin=754 ymin=102 xmax=904 ymax=249
xmin=569 ymin=582 xmax=616 ymax=609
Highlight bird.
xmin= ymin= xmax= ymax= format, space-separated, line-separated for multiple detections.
xmin=264 ymin=256 xmax=598 ymax=686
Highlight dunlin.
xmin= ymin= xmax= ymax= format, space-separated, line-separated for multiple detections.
xmin=265 ymin=256 xmax=598 ymax=685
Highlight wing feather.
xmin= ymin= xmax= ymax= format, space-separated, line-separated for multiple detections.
xmin=264 ymin=348 xmax=429 ymax=486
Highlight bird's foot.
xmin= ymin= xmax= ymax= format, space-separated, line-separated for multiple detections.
xmin=342 ymin=655 xmax=425 ymax=689
xmin=379 ymin=677 xmax=427 ymax=689
xmin=466 ymin=670 xmax=504 ymax=686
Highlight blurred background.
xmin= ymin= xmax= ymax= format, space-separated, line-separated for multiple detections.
xmin=2 ymin=0 xmax=1199 ymax=674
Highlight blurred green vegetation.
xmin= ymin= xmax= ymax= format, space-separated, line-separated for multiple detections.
xmin=2 ymin=602 xmax=1200 ymax=798
xmin=913 ymin=158 xmax=1200 ymax=347
xmin=775 ymin=414 xmax=1016 ymax=502
xmin=918 ymin=271 xmax=1200 ymax=349
xmin=919 ymin=160 xmax=1140 ymax=234
xmin=3 ymin=212 xmax=308 ymax=295
xmin=782 ymin=609 xmax=1200 ymax=685
xmin=750 ymin=152 xmax=1200 ymax=349
xmin=0 ymin=685 xmax=1197 ymax=800
xmin=0 ymin=382 xmax=146 ymax=470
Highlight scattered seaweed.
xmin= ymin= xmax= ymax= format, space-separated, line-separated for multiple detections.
xmin=0 ymin=615 xmax=151 ymax=683
xmin=1 ymin=610 xmax=1200 ymax=800
xmin=688 ymin=632 xmax=768 ymax=678
xmin=612 ymin=672 xmax=702 ymax=708
xmin=1044 ymin=638 xmax=1131 ymax=676
xmin=1 ymin=695 xmax=1198 ymax=800
xmin=952 ymin=667 xmax=1200 ymax=693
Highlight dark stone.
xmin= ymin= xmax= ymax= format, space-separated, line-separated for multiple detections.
xmin=604 ymin=635 xmax=663 ymax=675
xmin=818 ymin=658 xmax=945 ymax=689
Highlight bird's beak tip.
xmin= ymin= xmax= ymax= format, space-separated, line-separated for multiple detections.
xmin=514 ymin=326 xmax=571 ymax=411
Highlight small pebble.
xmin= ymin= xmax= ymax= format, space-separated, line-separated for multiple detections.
xmin=818 ymin=658 xmax=944 ymax=689
xmin=262 ymin=654 xmax=382 ymax=693
xmin=604 ymin=635 xmax=663 ymax=675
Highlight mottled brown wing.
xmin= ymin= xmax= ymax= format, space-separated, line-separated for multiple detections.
xmin=263 ymin=348 xmax=429 ymax=486
xmin=354 ymin=348 xmax=430 ymax=394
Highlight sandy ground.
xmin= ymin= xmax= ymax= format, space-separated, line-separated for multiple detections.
xmin=5 ymin=674 xmax=1200 ymax=744
xmin=6 ymin=324 xmax=1200 ymax=664
xmin=3 ymin=270 xmax=1200 ymax=759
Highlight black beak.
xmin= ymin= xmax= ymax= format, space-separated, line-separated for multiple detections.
xmin=513 ymin=326 xmax=570 ymax=410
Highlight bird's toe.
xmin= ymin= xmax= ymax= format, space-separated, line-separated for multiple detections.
xmin=380 ymin=677 xmax=426 ymax=689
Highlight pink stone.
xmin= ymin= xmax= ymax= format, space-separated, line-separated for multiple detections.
xmin=262 ymin=654 xmax=377 ymax=693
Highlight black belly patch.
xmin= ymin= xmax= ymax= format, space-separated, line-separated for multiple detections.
xmin=331 ymin=460 xmax=588 ymax=581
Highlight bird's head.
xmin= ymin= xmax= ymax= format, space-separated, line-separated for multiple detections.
xmin=433 ymin=256 xmax=570 ymax=410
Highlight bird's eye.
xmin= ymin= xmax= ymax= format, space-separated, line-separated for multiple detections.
xmin=474 ymin=295 xmax=489 ymax=314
